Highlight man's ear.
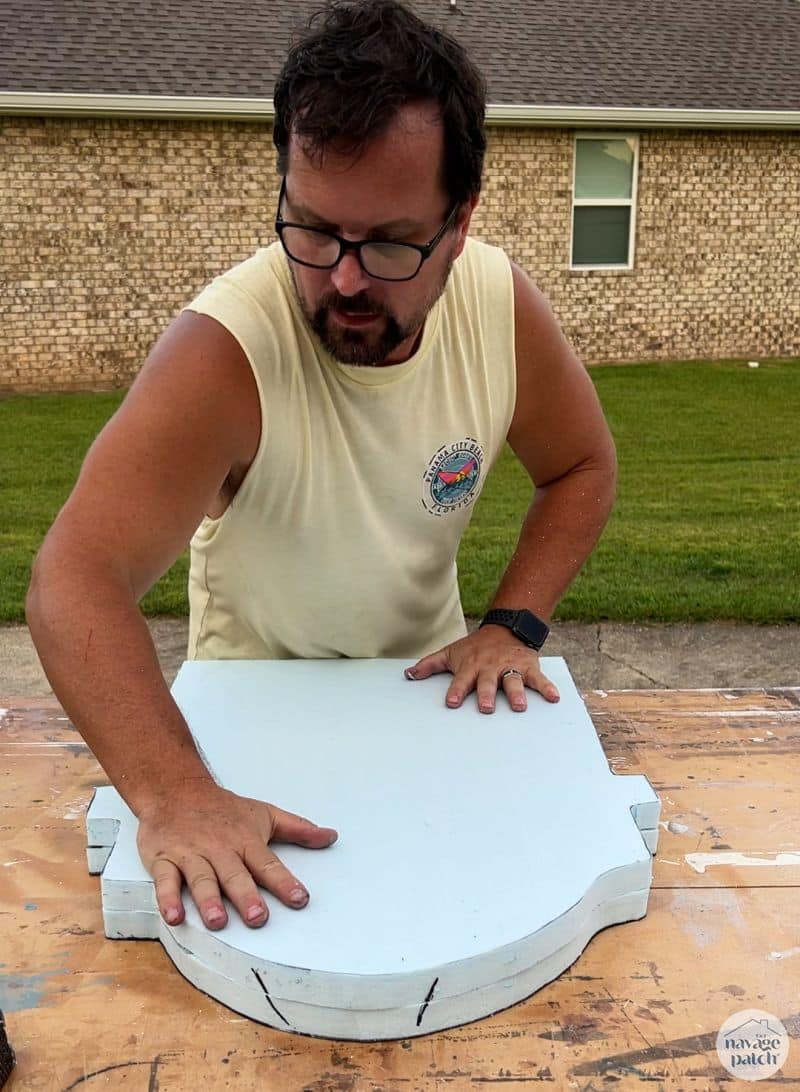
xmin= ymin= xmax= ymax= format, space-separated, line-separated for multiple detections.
xmin=452 ymin=195 xmax=479 ymax=260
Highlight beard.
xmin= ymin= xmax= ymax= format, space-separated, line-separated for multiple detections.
xmin=289 ymin=254 xmax=456 ymax=366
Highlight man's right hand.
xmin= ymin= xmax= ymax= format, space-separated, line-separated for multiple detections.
xmin=136 ymin=782 xmax=339 ymax=930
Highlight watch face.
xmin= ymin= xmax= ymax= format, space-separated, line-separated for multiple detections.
xmin=515 ymin=610 xmax=549 ymax=648
xmin=481 ymin=609 xmax=548 ymax=649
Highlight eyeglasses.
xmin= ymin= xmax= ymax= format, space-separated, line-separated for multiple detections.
xmin=274 ymin=179 xmax=460 ymax=282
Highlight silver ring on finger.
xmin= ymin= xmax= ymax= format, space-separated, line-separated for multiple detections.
xmin=501 ymin=668 xmax=524 ymax=681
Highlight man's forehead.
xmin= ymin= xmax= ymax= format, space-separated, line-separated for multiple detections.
xmin=285 ymin=101 xmax=445 ymax=185
xmin=283 ymin=122 xmax=448 ymax=232
xmin=282 ymin=177 xmax=428 ymax=234
xmin=289 ymin=98 xmax=443 ymax=153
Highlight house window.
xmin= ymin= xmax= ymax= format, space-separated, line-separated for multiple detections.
xmin=571 ymin=134 xmax=638 ymax=269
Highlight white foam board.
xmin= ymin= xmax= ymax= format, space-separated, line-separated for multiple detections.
xmin=86 ymin=657 xmax=659 ymax=1039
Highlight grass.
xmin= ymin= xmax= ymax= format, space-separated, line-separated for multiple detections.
xmin=2 ymin=357 xmax=799 ymax=624
xmin=459 ymin=358 xmax=800 ymax=622
xmin=0 ymin=391 xmax=188 ymax=620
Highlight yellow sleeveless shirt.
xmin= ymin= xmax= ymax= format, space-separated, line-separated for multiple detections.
xmin=182 ymin=237 xmax=515 ymax=660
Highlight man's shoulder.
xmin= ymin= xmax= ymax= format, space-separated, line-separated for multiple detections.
xmin=452 ymin=236 xmax=513 ymax=289
xmin=448 ymin=236 xmax=514 ymax=322
xmin=459 ymin=235 xmax=510 ymax=265
xmin=185 ymin=242 xmax=288 ymax=312
xmin=179 ymin=242 xmax=303 ymax=364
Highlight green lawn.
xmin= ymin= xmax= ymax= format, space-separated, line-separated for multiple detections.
xmin=0 ymin=390 xmax=188 ymax=620
xmin=2 ymin=357 xmax=799 ymax=623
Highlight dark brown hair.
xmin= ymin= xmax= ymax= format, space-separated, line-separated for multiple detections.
xmin=273 ymin=0 xmax=486 ymax=205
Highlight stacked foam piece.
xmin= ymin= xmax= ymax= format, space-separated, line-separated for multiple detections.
xmin=87 ymin=657 xmax=660 ymax=1040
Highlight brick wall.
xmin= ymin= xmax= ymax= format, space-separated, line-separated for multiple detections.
xmin=479 ymin=126 xmax=799 ymax=365
xmin=1 ymin=116 xmax=798 ymax=392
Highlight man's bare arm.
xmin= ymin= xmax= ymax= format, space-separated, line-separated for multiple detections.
xmin=27 ymin=311 xmax=337 ymax=928
xmin=408 ymin=262 xmax=617 ymax=710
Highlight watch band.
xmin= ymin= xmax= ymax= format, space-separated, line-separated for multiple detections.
xmin=479 ymin=608 xmax=550 ymax=651
xmin=480 ymin=608 xmax=518 ymax=628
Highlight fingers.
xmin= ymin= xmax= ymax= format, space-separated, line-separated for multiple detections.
xmin=259 ymin=807 xmax=339 ymax=910
xmin=206 ymin=810 xmax=338 ymax=923
xmin=151 ymin=857 xmax=185 ymax=926
xmin=404 ymin=635 xmax=559 ymax=712
xmin=149 ymin=845 xmax=305 ymax=931
xmin=148 ymin=849 xmax=234 ymax=931
xmin=242 ymin=842 xmax=310 ymax=913
xmin=474 ymin=666 xmax=526 ymax=714
xmin=501 ymin=669 xmax=528 ymax=713
xmin=269 ymin=806 xmax=338 ymax=849
xmin=526 ymin=665 xmax=560 ymax=704
xmin=446 ymin=663 xmax=511 ymax=712
xmin=142 ymin=799 xmax=339 ymax=932
xmin=448 ymin=663 xmax=561 ymax=714
xmin=179 ymin=852 xmax=237 ymax=929
xmin=404 ymin=648 xmax=450 ymax=680
xmin=252 ymin=807 xmax=339 ymax=911
xmin=446 ymin=663 xmax=481 ymax=710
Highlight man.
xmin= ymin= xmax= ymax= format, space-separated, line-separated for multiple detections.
xmin=26 ymin=0 xmax=616 ymax=934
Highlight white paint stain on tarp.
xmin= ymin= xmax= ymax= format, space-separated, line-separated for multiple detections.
xmin=685 ymin=851 xmax=800 ymax=874
xmin=62 ymin=796 xmax=87 ymax=820
xmin=768 ymin=946 xmax=800 ymax=961
xmin=668 ymin=710 xmax=799 ymax=719
xmin=669 ymin=888 xmax=748 ymax=949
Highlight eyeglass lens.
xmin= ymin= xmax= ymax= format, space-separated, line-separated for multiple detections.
xmin=279 ymin=226 xmax=423 ymax=280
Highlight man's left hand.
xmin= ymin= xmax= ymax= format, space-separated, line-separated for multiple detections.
xmin=404 ymin=627 xmax=560 ymax=714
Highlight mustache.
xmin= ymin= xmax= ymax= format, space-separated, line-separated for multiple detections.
xmin=318 ymin=291 xmax=388 ymax=316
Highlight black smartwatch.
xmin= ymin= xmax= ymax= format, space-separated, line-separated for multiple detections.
xmin=479 ymin=608 xmax=550 ymax=651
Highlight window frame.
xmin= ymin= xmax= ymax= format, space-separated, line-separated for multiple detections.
xmin=569 ymin=132 xmax=640 ymax=271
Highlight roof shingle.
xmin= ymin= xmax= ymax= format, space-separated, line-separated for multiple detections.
xmin=1 ymin=1 xmax=799 ymax=111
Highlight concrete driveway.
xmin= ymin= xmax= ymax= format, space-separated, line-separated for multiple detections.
xmin=2 ymin=619 xmax=797 ymax=697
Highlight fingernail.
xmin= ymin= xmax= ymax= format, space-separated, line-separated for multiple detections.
xmin=289 ymin=887 xmax=309 ymax=907
xmin=404 ymin=668 xmax=417 ymax=680
xmin=165 ymin=906 xmax=180 ymax=925
xmin=206 ymin=906 xmax=225 ymax=925
xmin=247 ymin=903 xmax=265 ymax=922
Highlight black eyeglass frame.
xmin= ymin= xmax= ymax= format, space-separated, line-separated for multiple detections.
xmin=274 ymin=178 xmax=461 ymax=283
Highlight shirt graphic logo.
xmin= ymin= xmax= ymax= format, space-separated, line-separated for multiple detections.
xmin=422 ymin=438 xmax=484 ymax=516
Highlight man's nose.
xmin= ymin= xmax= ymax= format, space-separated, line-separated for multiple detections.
xmin=330 ymin=249 xmax=371 ymax=297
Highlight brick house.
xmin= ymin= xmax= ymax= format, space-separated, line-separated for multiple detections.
xmin=1 ymin=0 xmax=798 ymax=392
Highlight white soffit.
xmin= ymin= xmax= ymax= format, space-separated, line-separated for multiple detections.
xmin=1 ymin=92 xmax=799 ymax=129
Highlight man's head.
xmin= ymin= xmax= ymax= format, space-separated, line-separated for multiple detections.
xmin=273 ymin=0 xmax=486 ymax=207
xmin=272 ymin=0 xmax=487 ymax=365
